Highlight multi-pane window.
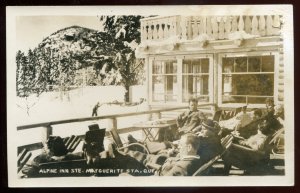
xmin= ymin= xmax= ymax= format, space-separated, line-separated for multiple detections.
xmin=152 ymin=60 xmax=177 ymax=102
xmin=222 ymin=55 xmax=274 ymax=104
xmin=182 ymin=58 xmax=210 ymax=102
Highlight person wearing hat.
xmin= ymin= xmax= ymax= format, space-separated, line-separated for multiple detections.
xmin=195 ymin=119 xmax=223 ymax=166
xmin=176 ymin=97 xmax=207 ymax=135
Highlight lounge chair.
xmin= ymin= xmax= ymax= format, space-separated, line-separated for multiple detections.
xmin=63 ymin=135 xmax=82 ymax=152
xmin=193 ymin=134 xmax=233 ymax=176
xmin=109 ymin=129 xmax=150 ymax=154
xmin=222 ymin=137 xmax=273 ymax=175
xmin=18 ymin=148 xmax=32 ymax=173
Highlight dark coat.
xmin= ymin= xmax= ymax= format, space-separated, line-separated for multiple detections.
xmin=177 ymin=110 xmax=207 ymax=134
xmin=159 ymin=156 xmax=202 ymax=176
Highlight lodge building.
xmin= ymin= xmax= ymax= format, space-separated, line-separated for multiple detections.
xmin=137 ymin=15 xmax=284 ymax=112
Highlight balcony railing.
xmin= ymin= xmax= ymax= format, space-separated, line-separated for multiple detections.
xmin=140 ymin=15 xmax=282 ymax=42
xmin=17 ymin=103 xmax=214 ymax=153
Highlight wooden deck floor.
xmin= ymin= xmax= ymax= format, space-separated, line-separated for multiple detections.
xmin=209 ymin=154 xmax=285 ymax=176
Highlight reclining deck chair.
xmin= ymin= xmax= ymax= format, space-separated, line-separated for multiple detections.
xmin=109 ymin=129 xmax=150 ymax=154
xmin=146 ymin=135 xmax=234 ymax=176
xmin=18 ymin=148 xmax=32 ymax=173
xmin=192 ymin=134 xmax=234 ymax=176
xmin=269 ymin=128 xmax=284 ymax=156
xmin=221 ymin=136 xmax=273 ymax=175
xmin=63 ymin=135 xmax=82 ymax=152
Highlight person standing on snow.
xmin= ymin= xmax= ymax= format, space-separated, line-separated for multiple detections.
xmin=92 ymin=102 xmax=100 ymax=117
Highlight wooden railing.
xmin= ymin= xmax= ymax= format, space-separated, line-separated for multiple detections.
xmin=140 ymin=15 xmax=282 ymax=42
xmin=17 ymin=103 xmax=214 ymax=153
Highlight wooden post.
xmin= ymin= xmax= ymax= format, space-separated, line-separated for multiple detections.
xmin=108 ymin=118 xmax=118 ymax=132
xmin=42 ymin=125 xmax=53 ymax=142
xmin=153 ymin=112 xmax=162 ymax=120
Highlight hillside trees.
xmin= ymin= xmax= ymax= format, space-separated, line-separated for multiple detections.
xmin=16 ymin=16 xmax=146 ymax=105
xmin=16 ymin=49 xmax=44 ymax=114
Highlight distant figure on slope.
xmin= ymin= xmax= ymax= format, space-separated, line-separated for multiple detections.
xmin=92 ymin=102 xmax=100 ymax=117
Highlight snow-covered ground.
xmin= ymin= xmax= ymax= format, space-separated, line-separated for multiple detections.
xmin=16 ymin=86 xmax=149 ymax=147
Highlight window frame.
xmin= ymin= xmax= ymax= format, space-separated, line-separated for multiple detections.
xmin=182 ymin=55 xmax=214 ymax=104
xmin=217 ymin=51 xmax=279 ymax=108
xmin=149 ymin=54 xmax=213 ymax=105
xmin=151 ymin=58 xmax=178 ymax=103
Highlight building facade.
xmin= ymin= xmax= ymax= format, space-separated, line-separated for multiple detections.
xmin=137 ymin=15 xmax=284 ymax=110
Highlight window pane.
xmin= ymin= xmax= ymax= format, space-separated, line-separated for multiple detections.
xmin=152 ymin=61 xmax=163 ymax=74
xmin=248 ymin=96 xmax=273 ymax=104
xmin=262 ymin=56 xmax=274 ymax=72
xmin=152 ymin=75 xmax=164 ymax=101
xmin=201 ymin=59 xmax=209 ymax=73
xmin=223 ymin=58 xmax=234 ymax=73
xmin=248 ymin=57 xmax=261 ymax=72
xmin=234 ymin=57 xmax=247 ymax=72
xmin=183 ymin=59 xmax=192 ymax=73
xmin=192 ymin=59 xmax=201 ymax=73
xmin=222 ymin=95 xmax=246 ymax=104
xmin=222 ymin=55 xmax=274 ymax=104
xmin=165 ymin=75 xmax=177 ymax=101
xmin=152 ymin=75 xmax=164 ymax=93
xmin=182 ymin=75 xmax=209 ymax=102
xmin=165 ymin=60 xmax=177 ymax=73
xmin=182 ymin=75 xmax=193 ymax=101
xmin=198 ymin=75 xmax=209 ymax=95
xmin=152 ymin=59 xmax=177 ymax=102
xmin=231 ymin=74 xmax=274 ymax=96
xmin=222 ymin=75 xmax=233 ymax=95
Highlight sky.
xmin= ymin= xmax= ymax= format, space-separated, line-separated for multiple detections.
xmin=16 ymin=16 xmax=103 ymax=52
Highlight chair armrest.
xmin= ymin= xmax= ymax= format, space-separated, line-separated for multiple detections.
xmin=146 ymin=163 xmax=162 ymax=171
xmin=231 ymin=143 xmax=266 ymax=156
xmin=118 ymin=143 xmax=150 ymax=154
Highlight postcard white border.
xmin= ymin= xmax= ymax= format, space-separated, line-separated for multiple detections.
xmin=7 ymin=5 xmax=294 ymax=187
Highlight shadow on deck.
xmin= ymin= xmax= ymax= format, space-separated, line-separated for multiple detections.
xmin=209 ymin=154 xmax=285 ymax=176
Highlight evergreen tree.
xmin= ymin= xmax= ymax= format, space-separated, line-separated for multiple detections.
xmin=98 ymin=15 xmax=145 ymax=102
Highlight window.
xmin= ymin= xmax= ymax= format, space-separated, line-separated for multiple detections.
xmin=182 ymin=58 xmax=210 ymax=102
xmin=152 ymin=60 xmax=177 ymax=102
xmin=221 ymin=55 xmax=275 ymax=104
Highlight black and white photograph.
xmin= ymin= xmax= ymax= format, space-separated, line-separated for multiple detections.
xmin=6 ymin=5 xmax=294 ymax=187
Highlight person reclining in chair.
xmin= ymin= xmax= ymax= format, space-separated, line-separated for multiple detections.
xmin=219 ymin=106 xmax=255 ymax=131
xmin=21 ymin=136 xmax=82 ymax=176
xmin=194 ymin=119 xmax=223 ymax=165
xmin=176 ymin=97 xmax=207 ymax=135
xmin=236 ymin=120 xmax=272 ymax=151
xmin=155 ymin=133 xmax=202 ymax=176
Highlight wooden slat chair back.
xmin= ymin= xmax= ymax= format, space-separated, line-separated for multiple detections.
xmin=269 ymin=128 xmax=284 ymax=155
xmin=18 ymin=148 xmax=32 ymax=173
xmin=109 ymin=129 xmax=124 ymax=148
xmin=63 ymin=135 xmax=82 ymax=152
xmin=212 ymin=110 xmax=223 ymax=122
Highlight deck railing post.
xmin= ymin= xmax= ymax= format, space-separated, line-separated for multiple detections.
xmin=108 ymin=118 xmax=118 ymax=132
xmin=154 ymin=111 xmax=162 ymax=120
xmin=42 ymin=125 xmax=53 ymax=142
